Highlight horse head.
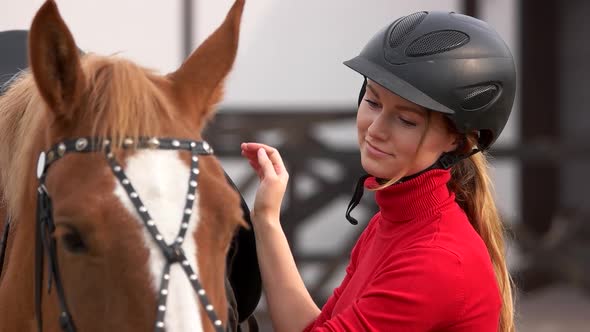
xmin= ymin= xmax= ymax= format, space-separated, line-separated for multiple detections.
xmin=0 ymin=0 xmax=246 ymax=331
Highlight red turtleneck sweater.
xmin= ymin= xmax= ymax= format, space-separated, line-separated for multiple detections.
xmin=303 ymin=170 xmax=501 ymax=331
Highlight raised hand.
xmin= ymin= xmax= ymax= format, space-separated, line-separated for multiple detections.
xmin=240 ymin=142 xmax=289 ymax=226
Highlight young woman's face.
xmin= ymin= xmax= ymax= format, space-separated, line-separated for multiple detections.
xmin=357 ymin=80 xmax=458 ymax=179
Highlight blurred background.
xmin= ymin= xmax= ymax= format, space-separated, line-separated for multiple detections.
xmin=2 ymin=0 xmax=589 ymax=331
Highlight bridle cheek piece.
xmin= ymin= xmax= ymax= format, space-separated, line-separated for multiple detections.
xmin=34 ymin=137 xmax=226 ymax=332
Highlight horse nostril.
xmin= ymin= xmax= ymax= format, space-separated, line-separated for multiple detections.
xmin=61 ymin=229 xmax=87 ymax=253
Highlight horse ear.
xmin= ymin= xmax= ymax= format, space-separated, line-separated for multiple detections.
xmin=29 ymin=0 xmax=85 ymax=119
xmin=169 ymin=0 xmax=245 ymax=113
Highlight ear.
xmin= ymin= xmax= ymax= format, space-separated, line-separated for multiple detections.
xmin=29 ymin=0 xmax=85 ymax=120
xmin=445 ymin=133 xmax=466 ymax=154
xmin=169 ymin=0 xmax=245 ymax=113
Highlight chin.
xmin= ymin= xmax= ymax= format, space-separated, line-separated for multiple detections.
xmin=360 ymin=155 xmax=399 ymax=179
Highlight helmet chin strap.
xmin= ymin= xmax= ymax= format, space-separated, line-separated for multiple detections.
xmin=395 ymin=148 xmax=480 ymax=183
xmin=345 ymin=149 xmax=480 ymax=226
xmin=357 ymin=77 xmax=368 ymax=106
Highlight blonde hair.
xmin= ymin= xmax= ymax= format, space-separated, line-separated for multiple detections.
xmin=372 ymin=113 xmax=515 ymax=331
xmin=448 ymin=135 xmax=515 ymax=332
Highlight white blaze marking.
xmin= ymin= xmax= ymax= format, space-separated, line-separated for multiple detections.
xmin=113 ymin=150 xmax=203 ymax=331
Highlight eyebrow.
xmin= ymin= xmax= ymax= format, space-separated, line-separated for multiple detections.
xmin=366 ymin=83 xmax=380 ymax=99
xmin=366 ymin=83 xmax=425 ymax=115
xmin=397 ymin=105 xmax=425 ymax=116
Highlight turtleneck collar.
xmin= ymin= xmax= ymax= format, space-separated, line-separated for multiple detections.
xmin=365 ymin=169 xmax=454 ymax=222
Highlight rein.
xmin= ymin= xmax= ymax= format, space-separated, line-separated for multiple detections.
xmin=33 ymin=136 xmax=225 ymax=332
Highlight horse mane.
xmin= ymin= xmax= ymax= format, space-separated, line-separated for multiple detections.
xmin=0 ymin=54 xmax=178 ymax=221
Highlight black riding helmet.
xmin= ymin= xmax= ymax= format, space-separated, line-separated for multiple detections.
xmin=344 ymin=11 xmax=516 ymax=154
xmin=344 ymin=11 xmax=516 ymax=225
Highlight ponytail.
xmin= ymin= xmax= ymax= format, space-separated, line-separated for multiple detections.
xmin=448 ymin=135 xmax=515 ymax=332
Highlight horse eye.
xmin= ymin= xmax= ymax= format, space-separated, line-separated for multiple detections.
xmin=61 ymin=228 xmax=87 ymax=253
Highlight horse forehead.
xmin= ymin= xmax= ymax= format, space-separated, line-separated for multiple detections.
xmin=115 ymin=151 xmax=194 ymax=220
xmin=114 ymin=149 xmax=206 ymax=331
xmin=122 ymin=150 xmax=189 ymax=189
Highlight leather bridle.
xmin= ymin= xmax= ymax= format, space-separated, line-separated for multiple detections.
xmin=34 ymin=136 xmax=226 ymax=332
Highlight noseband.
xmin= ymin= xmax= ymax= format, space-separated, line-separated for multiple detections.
xmin=35 ymin=137 xmax=225 ymax=332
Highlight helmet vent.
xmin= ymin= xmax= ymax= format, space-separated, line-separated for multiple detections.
xmin=460 ymin=84 xmax=499 ymax=110
xmin=389 ymin=11 xmax=427 ymax=48
xmin=406 ymin=30 xmax=469 ymax=57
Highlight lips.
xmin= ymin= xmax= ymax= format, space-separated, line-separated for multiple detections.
xmin=365 ymin=140 xmax=393 ymax=157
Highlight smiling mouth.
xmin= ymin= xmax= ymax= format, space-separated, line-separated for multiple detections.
xmin=366 ymin=141 xmax=393 ymax=156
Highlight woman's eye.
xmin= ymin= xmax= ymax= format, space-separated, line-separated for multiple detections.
xmin=364 ymin=99 xmax=380 ymax=108
xmin=399 ymin=117 xmax=417 ymax=127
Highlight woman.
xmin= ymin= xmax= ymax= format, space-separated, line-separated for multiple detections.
xmin=241 ymin=11 xmax=516 ymax=332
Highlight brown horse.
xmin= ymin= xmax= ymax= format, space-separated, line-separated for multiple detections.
xmin=0 ymin=0 xmax=247 ymax=331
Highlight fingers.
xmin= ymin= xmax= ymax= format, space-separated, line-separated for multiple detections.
xmin=241 ymin=142 xmax=276 ymax=158
xmin=241 ymin=142 xmax=288 ymax=179
xmin=256 ymin=148 xmax=276 ymax=176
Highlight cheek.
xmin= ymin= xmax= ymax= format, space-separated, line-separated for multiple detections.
xmin=411 ymin=132 xmax=450 ymax=168
xmin=356 ymin=109 xmax=371 ymax=139
xmin=391 ymin=127 xmax=422 ymax=157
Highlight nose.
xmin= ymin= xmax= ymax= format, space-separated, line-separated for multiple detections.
xmin=366 ymin=112 xmax=390 ymax=141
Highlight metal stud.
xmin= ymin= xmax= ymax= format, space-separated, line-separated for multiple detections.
xmin=155 ymin=234 xmax=163 ymax=241
xmin=176 ymin=237 xmax=183 ymax=243
xmin=171 ymin=140 xmax=180 ymax=147
xmin=75 ymin=138 xmax=88 ymax=151
xmin=206 ymin=304 xmax=213 ymax=311
xmin=57 ymin=143 xmax=67 ymax=156
xmin=36 ymin=152 xmax=46 ymax=180
xmin=156 ymin=321 xmax=165 ymax=328
xmin=102 ymin=139 xmax=111 ymax=147
xmin=190 ymin=180 xmax=197 ymax=187
xmin=182 ymin=260 xmax=189 ymax=266
xmin=130 ymin=192 xmax=138 ymax=198
xmin=187 ymin=194 xmax=195 ymax=201
xmin=164 ymin=274 xmax=170 ymax=280
xmin=204 ymin=142 xmax=213 ymax=154
xmin=214 ymin=320 xmax=222 ymax=326
xmin=184 ymin=208 xmax=192 ymax=215
xmin=123 ymin=138 xmax=134 ymax=147
xmin=181 ymin=222 xmax=189 ymax=229
xmin=106 ymin=152 xmax=114 ymax=159
xmin=191 ymin=156 xmax=198 ymax=163
xmin=148 ymin=137 xmax=160 ymax=149
xmin=113 ymin=165 xmax=122 ymax=172
xmin=139 ymin=206 xmax=147 ymax=213
xmin=161 ymin=289 xmax=168 ymax=295
xmin=190 ymin=274 xmax=197 ymax=280
xmin=122 ymin=179 xmax=130 ymax=185
xmin=192 ymin=168 xmax=199 ymax=175
xmin=158 ymin=305 xmax=166 ymax=312
xmin=47 ymin=151 xmax=55 ymax=162
xmin=147 ymin=220 xmax=155 ymax=227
